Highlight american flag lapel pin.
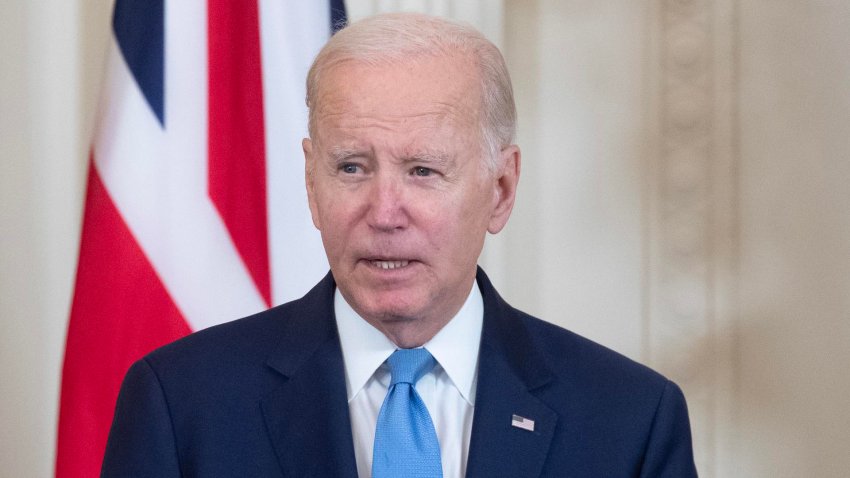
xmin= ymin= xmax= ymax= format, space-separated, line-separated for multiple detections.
xmin=511 ymin=414 xmax=535 ymax=432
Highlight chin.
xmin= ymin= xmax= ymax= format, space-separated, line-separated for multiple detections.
xmin=368 ymin=304 xmax=423 ymax=324
xmin=360 ymin=289 xmax=425 ymax=317
xmin=375 ymin=316 xmax=435 ymax=349
xmin=366 ymin=299 xmax=428 ymax=322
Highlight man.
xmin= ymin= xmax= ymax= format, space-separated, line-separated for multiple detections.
xmin=102 ymin=13 xmax=697 ymax=477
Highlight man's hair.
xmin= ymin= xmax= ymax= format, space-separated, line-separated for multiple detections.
xmin=305 ymin=12 xmax=516 ymax=172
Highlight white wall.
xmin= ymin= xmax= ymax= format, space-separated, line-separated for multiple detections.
xmin=1 ymin=0 xmax=848 ymax=476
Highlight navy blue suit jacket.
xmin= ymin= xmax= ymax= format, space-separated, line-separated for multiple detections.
xmin=102 ymin=269 xmax=697 ymax=477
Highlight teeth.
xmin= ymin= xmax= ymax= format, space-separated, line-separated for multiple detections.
xmin=372 ymin=260 xmax=410 ymax=270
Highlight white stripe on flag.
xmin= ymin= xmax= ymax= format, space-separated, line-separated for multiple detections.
xmin=260 ymin=0 xmax=331 ymax=304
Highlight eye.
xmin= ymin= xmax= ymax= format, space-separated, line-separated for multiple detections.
xmin=412 ymin=166 xmax=432 ymax=177
xmin=340 ymin=163 xmax=360 ymax=174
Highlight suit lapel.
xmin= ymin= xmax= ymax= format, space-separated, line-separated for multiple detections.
xmin=260 ymin=273 xmax=358 ymax=478
xmin=466 ymin=269 xmax=557 ymax=478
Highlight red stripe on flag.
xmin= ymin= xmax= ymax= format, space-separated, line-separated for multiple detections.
xmin=207 ymin=0 xmax=271 ymax=306
xmin=56 ymin=160 xmax=192 ymax=478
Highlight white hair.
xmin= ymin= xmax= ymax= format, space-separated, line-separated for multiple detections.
xmin=305 ymin=12 xmax=516 ymax=172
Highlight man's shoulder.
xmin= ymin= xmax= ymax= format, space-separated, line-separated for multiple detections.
xmin=476 ymin=268 xmax=669 ymax=396
xmin=518 ymin=310 xmax=668 ymax=390
xmin=135 ymin=304 xmax=291 ymax=390
xmin=479 ymin=305 xmax=696 ymax=476
xmin=143 ymin=272 xmax=336 ymax=369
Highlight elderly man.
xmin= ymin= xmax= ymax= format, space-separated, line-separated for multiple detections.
xmin=102 ymin=13 xmax=697 ymax=478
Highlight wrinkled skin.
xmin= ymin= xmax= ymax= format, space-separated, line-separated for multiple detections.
xmin=304 ymin=53 xmax=520 ymax=348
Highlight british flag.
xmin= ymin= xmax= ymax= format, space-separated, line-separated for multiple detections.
xmin=56 ymin=1 xmax=345 ymax=476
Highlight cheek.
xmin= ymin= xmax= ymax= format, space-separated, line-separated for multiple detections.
xmin=456 ymin=187 xmax=496 ymax=246
xmin=315 ymin=180 xmax=355 ymax=223
xmin=314 ymin=192 xmax=354 ymax=247
xmin=457 ymin=183 xmax=495 ymax=227
xmin=419 ymin=195 xmax=487 ymax=256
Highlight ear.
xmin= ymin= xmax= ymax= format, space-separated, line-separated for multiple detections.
xmin=487 ymin=144 xmax=521 ymax=234
xmin=303 ymin=138 xmax=322 ymax=230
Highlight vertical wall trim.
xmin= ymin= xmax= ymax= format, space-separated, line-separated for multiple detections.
xmin=645 ymin=0 xmax=740 ymax=475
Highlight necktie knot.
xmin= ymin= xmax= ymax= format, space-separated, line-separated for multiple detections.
xmin=387 ymin=348 xmax=436 ymax=387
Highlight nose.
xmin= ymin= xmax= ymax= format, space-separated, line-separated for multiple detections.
xmin=367 ymin=173 xmax=409 ymax=232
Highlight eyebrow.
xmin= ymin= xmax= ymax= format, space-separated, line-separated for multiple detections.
xmin=403 ymin=151 xmax=457 ymax=174
xmin=403 ymin=151 xmax=452 ymax=165
xmin=328 ymin=147 xmax=453 ymax=166
xmin=328 ymin=147 xmax=364 ymax=163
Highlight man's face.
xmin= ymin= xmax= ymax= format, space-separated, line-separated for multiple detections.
xmin=304 ymin=53 xmax=519 ymax=347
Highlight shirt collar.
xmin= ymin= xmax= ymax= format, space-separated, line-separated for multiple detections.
xmin=335 ymin=281 xmax=483 ymax=405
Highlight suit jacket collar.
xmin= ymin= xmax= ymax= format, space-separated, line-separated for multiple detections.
xmin=260 ymin=268 xmax=556 ymax=477
xmin=261 ymin=272 xmax=359 ymax=478
xmin=466 ymin=268 xmax=558 ymax=478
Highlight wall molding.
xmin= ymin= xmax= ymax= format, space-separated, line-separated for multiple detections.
xmin=646 ymin=0 xmax=739 ymax=476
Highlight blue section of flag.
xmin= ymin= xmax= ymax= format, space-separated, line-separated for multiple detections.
xmin=112 ymin=0 xmax=164 ymax=125
xmin=330 ymin=0 xmax=347 ymax=33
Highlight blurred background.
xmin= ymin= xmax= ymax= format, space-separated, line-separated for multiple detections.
xmin=2 ymin=0 xmax=848 ymax=476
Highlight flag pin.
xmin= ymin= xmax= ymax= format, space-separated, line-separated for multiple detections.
xmin=511 ymin=414 xmax=535 ymax=432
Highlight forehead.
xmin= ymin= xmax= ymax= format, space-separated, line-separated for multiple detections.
xmin=313 ymin=54 xmax=482 ymax=137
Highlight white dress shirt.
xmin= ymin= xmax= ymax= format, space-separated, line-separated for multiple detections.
xmin=335 ymin=283 xmax=483 ymax=478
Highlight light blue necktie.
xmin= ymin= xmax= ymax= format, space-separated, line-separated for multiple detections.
xmin=372 ymin=348 xmax=443 ymax=478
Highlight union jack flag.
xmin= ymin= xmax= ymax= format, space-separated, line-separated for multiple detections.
xmin=57 ymin=1 xmax=345 ymax=476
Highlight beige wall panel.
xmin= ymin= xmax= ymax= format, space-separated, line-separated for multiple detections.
xmin=1 ymin=3 xmax=45 ymax=476
xmin=737 ymin=1 xmax=850 ymax=476
xmin=496 ymin=0 xmax=648 ymax=360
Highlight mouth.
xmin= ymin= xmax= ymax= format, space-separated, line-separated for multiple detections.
xmin=369 ymin=259 xmax=411 ymax=270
